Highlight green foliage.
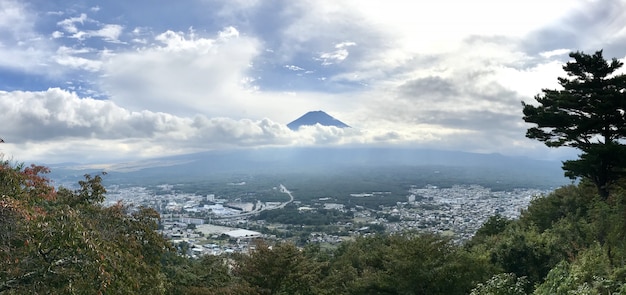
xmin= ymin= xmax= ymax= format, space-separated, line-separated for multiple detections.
xmin=466 ymin=181 xmax=626 ymax=293
xmin=467 ymin=214 xmax=512 ymax=249
xmin=487 ymin=224 xmax=558 ymax=285
xmin=473 ymin=185 xmax=615 ymax=286
xmin=533 ymin=244 xmax=626 ymax=295
xmin=476 ymin=214 xmax=511 ymax=237
xmin=321 ymin=233 xmax=493 ymax=295
xmin=162 ymin=252 xmax=234 ymax=295
xmin=519 ymin=184 xmax=596 ymax=232
xmin=160 ymin=233 xmax=494 ymax=295
xmin=232 ymin=240 xmax=324 ymax=295
xmin=0 ymin=161 xmax=170 ymax=294
xmin=470 ymin=273 xmax=529 ymax=295
xmin=522 ymin=50 xmax=626 ymax=199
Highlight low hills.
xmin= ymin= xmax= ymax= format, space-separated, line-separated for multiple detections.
xmin=48 ymin=147 xmax=568 ymax=190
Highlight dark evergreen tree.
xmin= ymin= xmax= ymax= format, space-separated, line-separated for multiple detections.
xmin=522 ymin=50 xmax=626 ymax=199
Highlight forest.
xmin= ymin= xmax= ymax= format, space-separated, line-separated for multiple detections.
xmin=3 ymin=50 xmax=626 ymax=294
xmin=3 ymin=161 xmax=626 ymax=294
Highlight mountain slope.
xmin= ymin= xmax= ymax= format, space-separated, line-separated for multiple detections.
xmin=287 ymin=110 xmax=350 ymax=130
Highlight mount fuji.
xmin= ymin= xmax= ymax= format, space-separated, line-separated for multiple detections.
xmin=287 ymin=110 xmax=350 ymax=131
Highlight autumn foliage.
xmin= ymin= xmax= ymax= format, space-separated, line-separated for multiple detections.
xmin=0 ymin=160 xmax=170 ymax=294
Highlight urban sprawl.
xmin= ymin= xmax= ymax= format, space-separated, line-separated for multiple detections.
xmin=105 ymin=184 xmax=550 ymax=257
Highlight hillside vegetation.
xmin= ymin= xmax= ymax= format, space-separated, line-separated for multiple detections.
xmin=161 ymin=181 xmax=626 ymax=294
xmin=3 ymin=160 xmax=626 ymax=294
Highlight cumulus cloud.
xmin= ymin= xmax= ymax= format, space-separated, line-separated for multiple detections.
xmin=0 ymin=87 xmax=466 ymax=163
xmin=0 ymin=88 xmax=297 ymax=146
xmin=90 ymin=24 xmax=124 ymax=43
xmin=293 ymin=124 xmax=360 ymax=145
xmin=0 ymin=88 xmax=410 ymax=162
xmin=189 ymin=116 xmax=294 ymax=147
xmin=100 ymin=27 xmax=262 ymax=117
xmin=0 ymin=88 xmax=180 ymax=141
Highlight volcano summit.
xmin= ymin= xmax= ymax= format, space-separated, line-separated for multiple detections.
xmin=287 ymin=111 xmax=350 ymax=131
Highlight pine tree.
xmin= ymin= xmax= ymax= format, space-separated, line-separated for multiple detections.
xmin=523 ymin=50 xmax=626 ymax=199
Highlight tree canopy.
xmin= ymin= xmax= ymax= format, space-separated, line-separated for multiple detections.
xmin=522 ymin=50 xmax=626 ymax=199
xmin=5 ymin=157 xmax=626 ymax=293
xmin=0 ymin=161 xmax=170 ymax=294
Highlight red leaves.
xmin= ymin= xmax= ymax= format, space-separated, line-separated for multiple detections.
xmin=23 ymin=164 xmax=56 ymax=201
xmin=0 ymin=162 xmax=56 ymax=203
xmin=1 ymin=161 xmax=170 ymax=294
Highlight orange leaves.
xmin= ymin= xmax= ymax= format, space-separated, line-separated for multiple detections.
xmin=23 ymin=164 xmax=56 ymax=201
xmin=1 ymin=163 xmax=170 ymax=294
xmin=32 ymin=206 xmax=46 ymax=217
xmin=0 ymin=198 xmax=29 ymax=220
xmin=0 ymin=162 xmax=56 ymax=203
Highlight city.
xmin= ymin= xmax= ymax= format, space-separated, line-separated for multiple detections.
xmin=104 ymin=181 xmax=551 ymax=257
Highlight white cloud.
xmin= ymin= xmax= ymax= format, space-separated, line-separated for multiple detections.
xmin=57 ymin=13 xmax=123 ymax=43
xmin=218 ymin=26 xmax=239 ymax=38
xmin=540 ymin=48 xmax=571 ymax=58
xmin=0 ymin=84 xmax=572 ymax=164
xmin=57 ymin=13 xmax=87 ymax=34
xmin=0 ymin=88 xmax=423 ymax=163
xmin=0 ymin=0 xmax=34 ymax=36
xmin=91 ymin=24 xmax=123 ymax=43
xmin=497 ymin=59 xmax=566 ymax=98
xmin=0 ymin=88 xmax=275 ymax=160
xmin=66 ymin=24 xmax=123 ymax=43
xmin=348 ymin=0 xmax=582 ymax=49
xmin=285 ymin=65 xmax=305 ymax=71
xmin=336 ymin=42 xmax=356 ymax=48
xmin=46 ymin=11 xmax=64 ymax=16
xmin=272 ymin=0 xmax=588 ymax=89
xmin=101 ymin=28 xmax=262 ymax=117
xmin=54 ymin=54 xmax=101 ymax=72
xmin=53 ymin=46 xmax=101 ymax=71
xmin=315 ymin=41 xmax=357 ymax=66
xmin=0 ymin=0 xmax=55 ymax=73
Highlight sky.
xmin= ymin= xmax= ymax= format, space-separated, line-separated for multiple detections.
xmin=1 ymin=0 xmax=625 ymax=164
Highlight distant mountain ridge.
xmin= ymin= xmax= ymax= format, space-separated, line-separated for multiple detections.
xmin=287 ymin=110 xmax=350 ymax=130
xmin=47 ymin=147 xmax=569 ymax=190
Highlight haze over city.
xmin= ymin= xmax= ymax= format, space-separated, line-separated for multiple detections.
xmin=1 ymin=0 xmax=624 ymax=164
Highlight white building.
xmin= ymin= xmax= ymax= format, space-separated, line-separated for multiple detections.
xmin=224 ymin=229 xmax=262 ymax=239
